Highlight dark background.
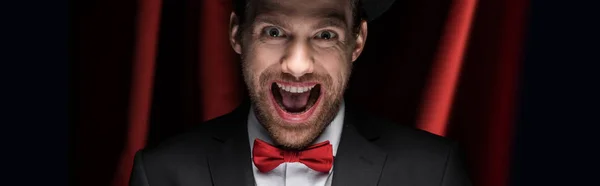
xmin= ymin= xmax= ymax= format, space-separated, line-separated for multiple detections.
xmin=3 ymin=0 xmax=598 ymax=185
xmin=510 ymin=0 xmax=600 ymax=185
xmin=68 ymin=0 xmax=598 ymax=186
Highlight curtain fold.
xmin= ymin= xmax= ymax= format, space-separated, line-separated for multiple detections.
xmin=73 ymin=0 xmax=528 ymax=186
xmin=482 ymin=0 xmax=528 ymax=185
xmin=111 ymin=0 xmax=162 ymax=186
xmin=198 ymin=0 xmax=241 ymax=122
xmin=417 ymin=0 xmax=478 ymax=136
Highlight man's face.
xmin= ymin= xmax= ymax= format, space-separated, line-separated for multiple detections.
xmin=229 ymin=0 xmax=367 ymax=150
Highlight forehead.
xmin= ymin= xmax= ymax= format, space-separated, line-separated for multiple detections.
xmin=250 ymin=0 xmax=353 ymax=23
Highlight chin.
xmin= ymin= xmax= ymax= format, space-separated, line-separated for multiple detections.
xmin=251 ymin=81 xmax=340 ymax=149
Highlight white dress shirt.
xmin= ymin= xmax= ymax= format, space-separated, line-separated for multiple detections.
xmin=247 ymin=101 xmax=345 ymax=186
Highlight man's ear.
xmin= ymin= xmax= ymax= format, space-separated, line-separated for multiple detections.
xmin=351 ymin=20 xmax=368 ymax=62
xmin=229 ymin=12 xmax=242 ymax=54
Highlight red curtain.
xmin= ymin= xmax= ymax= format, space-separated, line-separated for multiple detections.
xmin=111 ymin=0 xmax=162 ymax=185
xmin=73 ymin=0 xmax=528 ymax=186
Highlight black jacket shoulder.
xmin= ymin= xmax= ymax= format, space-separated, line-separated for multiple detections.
xmin=361 ymin=111 xmax=457 ymax=155
xmin=135 ymin=108 xmax=246 ymax=171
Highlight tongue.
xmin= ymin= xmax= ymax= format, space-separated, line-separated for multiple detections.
xmin=279 ymin=89 xmax=311 ymax=112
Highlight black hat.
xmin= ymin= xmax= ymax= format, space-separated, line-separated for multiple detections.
xmin=232 ymin=0 xmax=396 ymax=22
xmin=361 ymin=0 xmax=396 ymax=22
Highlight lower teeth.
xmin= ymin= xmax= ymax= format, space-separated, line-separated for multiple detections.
xmin=272 ymin=83 xmax=321 ymax=113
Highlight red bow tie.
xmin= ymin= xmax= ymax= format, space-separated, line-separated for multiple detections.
xmin=252 ymin=139 xmax=334 ymax=173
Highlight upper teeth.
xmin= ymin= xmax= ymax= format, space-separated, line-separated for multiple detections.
xmin=276 ymin=83 xmax=315 ymax=93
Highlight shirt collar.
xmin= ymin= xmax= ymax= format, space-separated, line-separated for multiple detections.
xmin=247 ymin=101 xmax=345 ymax=156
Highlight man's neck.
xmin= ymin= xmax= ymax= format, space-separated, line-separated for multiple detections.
xmin=247 ymin=101 xmax=346 ymax=156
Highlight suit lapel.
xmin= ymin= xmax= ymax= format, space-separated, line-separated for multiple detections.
xmin=331 ymin=107 xmax=387 ymax=186
xmin=207 ymin=103 xmax=256 ymax=186
xmin=205 ymin=101 xmax=387 ymax=186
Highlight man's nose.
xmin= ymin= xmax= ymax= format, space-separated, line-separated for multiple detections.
xmin=281 ymin=39 xmax=314 ymax=78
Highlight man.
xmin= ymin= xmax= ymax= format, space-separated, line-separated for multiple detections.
xmin=129 ymin=0 xmax=472 ymax=185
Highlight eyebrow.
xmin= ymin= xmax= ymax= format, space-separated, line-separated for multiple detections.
xmin=254 ymin=15 xmax=347 ymax=31
xmin=253 ymin=0 xmax=349 ymax=29
xmin=254 ymin=11 xmax=348 ymax=31
xmin=253 ymin=15 xmax=293 ymax=30
xmin=312 ymin=16 xmax=348 ymax=30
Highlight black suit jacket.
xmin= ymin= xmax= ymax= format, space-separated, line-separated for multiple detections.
xmin=130 ymin=102 xmax=472 ymax=186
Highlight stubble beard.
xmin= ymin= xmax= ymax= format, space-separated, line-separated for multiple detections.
xmin=242 ymin=56 xmax=351 ymax=150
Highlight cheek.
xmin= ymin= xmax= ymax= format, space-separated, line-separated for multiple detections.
xmin=244 ymin=42 xmax=285 ymax=80
xmin=313 ymin=46 xmax=351 ymax=86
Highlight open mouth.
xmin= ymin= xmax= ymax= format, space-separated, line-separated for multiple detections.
xmin=269 ymin=82 xmax=322 ymax=121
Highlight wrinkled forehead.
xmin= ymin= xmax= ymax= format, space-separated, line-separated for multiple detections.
xmin=250 ymin=0 xmax=353 ymax=27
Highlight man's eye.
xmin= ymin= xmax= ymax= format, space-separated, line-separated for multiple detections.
xmin=264 ymin=27 xmax=285 ymax=38
xmin=315 ymin=31 xmax=337 ymax=40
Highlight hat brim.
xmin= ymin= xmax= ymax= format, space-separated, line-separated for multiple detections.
xmin=361 ymin=0 xmax=397 ymax=22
